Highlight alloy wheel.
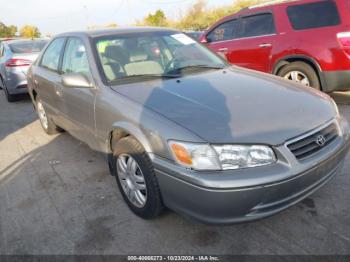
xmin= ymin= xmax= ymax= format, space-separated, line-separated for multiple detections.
xmin=284 ymin=70 xmax=310 ymax=87
xmin=117 ymin=154 xmax=147 ymax=208
xmin=37 ymin=101 xmax=49 ymax=130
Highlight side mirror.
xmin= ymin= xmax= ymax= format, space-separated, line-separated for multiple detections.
xmin=200 ymin=36 xmax=211 ymax=44
xmin=62 ymin=73 xmax=91 ymax=88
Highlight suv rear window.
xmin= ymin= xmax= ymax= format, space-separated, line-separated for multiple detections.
xmin=287 ymin=0 xmax=340 ymax=30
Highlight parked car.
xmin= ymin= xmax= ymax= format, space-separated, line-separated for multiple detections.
xmin=28 ymin=27 xmax=350 ymax=224
xmin=201 ymin=0 xmax=350 ymax=92
xmin=185 ymin=31 xmax=204 ymax=41
xmin=0 ymin=37 xmax=16 ymax=44
xmin=0 ymin=39 xmax=48 ymax=102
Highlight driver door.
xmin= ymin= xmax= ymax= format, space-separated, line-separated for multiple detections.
xmin=59 ymin=37 xmax=97 ymax=147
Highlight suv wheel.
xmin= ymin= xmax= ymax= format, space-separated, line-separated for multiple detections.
xmin=36 ymin=98 xmax=62 ymax=135
xmin=113 ymin=136 xmax=164 ymax=219
xmin=278 ymin=62 xmax=321 ymax=90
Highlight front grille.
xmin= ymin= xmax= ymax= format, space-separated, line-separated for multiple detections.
xmin=287 ymin=123 xmax=339 ymax=160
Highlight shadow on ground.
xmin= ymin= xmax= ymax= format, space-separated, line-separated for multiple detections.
xmin=0 ymin=91 xmax=36 ymax=142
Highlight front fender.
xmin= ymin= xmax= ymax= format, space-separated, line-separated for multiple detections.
xmin=110 ymin=121 xmax=153 ymax=154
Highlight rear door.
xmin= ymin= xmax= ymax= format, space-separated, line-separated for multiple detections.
xmin=230 ymin=12 xmax=276 ymax=72
xmin=59 ymin=37 xmax=96 ymax=145
xmin=34 ymin=37 xmax=66 ymax=124
xmin=206 ymin=19 xmax=239 ymax=59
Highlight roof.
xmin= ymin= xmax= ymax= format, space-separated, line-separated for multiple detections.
xmin=55 ymin=26 xmax=179 ymax=38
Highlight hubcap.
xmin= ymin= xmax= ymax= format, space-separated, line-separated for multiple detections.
xmin=284 ymin=71 xmax=310 ymax=87
xmin=117 ymin=154 xmax=147 ymax=208
xmin=37 ymin=101 xmax=49 ymax=130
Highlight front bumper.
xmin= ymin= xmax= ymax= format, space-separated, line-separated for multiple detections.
xmin=153 ymin=136 xmax=350 ymax=224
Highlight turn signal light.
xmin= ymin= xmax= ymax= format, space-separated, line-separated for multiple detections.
xmin=170 ymin=143 xmax=193 ymax=165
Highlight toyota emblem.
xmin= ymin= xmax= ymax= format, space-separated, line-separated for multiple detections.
xmin=315 ymin=135 xmax=326 ymax=147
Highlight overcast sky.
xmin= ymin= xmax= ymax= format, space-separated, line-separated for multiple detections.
xmin=0 ymin=0 xmax=234 ymax=35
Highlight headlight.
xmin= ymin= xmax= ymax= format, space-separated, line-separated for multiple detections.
xmin=169 ymin=141 xmax=221 ymax=170
xmin=213 ymin=145 xmax=276 ymax=170
xmin=169 ymin=141 xmax=276 ymax=171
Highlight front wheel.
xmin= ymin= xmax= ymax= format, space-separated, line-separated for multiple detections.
xmin=278 ymin=62 xmax=321 ymax=90
xmin=113 ymin=136 xmax=164 ymax=219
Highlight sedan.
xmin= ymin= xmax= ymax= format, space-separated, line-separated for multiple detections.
xmin=27 ymin=27 xmax=350 ymax=224
xmin=0 ymin=39 xmax=48 ymax=102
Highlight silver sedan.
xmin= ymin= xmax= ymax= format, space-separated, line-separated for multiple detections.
xmin=27 ymin=28 xmax=350 ymax=224
xmin=0 ymin=39 xmax=48 ymax=102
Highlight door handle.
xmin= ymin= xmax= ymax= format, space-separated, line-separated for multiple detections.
xmin=259 ymin=43 xmax=272 ymax=48
xmin=218 ymin=48 xmax=228 ymax=52
xmin=54 ymin=84 xmax=63 ymax=97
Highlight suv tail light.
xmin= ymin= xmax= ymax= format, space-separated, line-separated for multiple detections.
xmin=337 ymin=32 xmax=350 ymax=55
xmin=5 ymin=58 xmax=31 ymax=67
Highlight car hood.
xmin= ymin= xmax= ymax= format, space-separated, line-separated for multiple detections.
xmin=110 ymin=67 xmax=336 ymax=145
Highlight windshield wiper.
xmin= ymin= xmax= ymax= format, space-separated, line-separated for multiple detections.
xmin=117 ymin=74 xmax=181 ymax=80
xmin=166 ymin=65 xmax=225 ymax=74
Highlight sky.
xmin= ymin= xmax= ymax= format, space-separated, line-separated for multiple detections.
xmin=0 ymin=0 xmax=235 ymax=35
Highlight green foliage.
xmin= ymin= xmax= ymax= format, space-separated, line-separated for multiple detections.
xmin=19 ymin=25 xmax=41 ymax=38
xmin=0 ymin=22 xmax=17 ymax=37
xmin=139 ymin=0 xmax=269 ymax=30
xmin=177 ymin=0 xmax=269 ymax=30
xmin=142 ymin=9 xmax=168 ymax=27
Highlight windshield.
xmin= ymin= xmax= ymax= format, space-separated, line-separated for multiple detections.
xmin=9 ymin=40 xmax=48 ymax=54
xmin=94 ymin=31 xmax=227 ymax=84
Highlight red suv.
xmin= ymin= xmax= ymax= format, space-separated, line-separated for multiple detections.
xmin=201 ymin=0 xmax=350 ymax=92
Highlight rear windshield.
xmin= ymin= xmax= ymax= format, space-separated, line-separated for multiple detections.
xmin=287 ymin=0 xmax=340 ymax=30
xmin=9 ymin=40 xmax=48 ymax=54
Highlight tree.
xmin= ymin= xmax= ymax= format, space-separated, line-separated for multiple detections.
xmin=106 ymin=23 xmax=118 ymax=28
xmin=0 ymin=22 xmax=17 ymax=37
xmin=20 ymin=25 xmax=41 ymax=38
xmin=175 ymin=0 xmax=269 ymax=30
xmin=143 ymin=9 xmax=168 ymax=27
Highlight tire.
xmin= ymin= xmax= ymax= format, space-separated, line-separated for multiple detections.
xmin=1 ymin=79 xmax=17 ymax=102
xmin=278 ymin=62 xmax=321 ymax=90
xmin=35 ymin=97 xmax=62 ymax=135
xmin=112 ymin=136 xmax=164 ymax=219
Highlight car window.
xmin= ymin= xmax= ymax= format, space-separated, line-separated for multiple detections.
xmin=239 ymin=13 xmax=275 ymax=38
xmin=9 ymin=40 xmax=47 ymax=54
xmin=40 ymin=38 xmax=66 ymax=72
xmin=0 ymin=44 xmax=4 ymax=57
xmin=207 ymin=20 xmax=238 ymax=42
xmin=95 ymin=32 xmax=227 ymax=84
xmin=62 ymin=38 xmax=91 ymax=77
xmin=287 ymin=0 xmax=340 ymax=30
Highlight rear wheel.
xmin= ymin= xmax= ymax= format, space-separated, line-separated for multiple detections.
xmin=112 ymin=136 xmax=164 ymax=219
xmin=36 ymin=98 xmax=62 ymax=135
xmin=278 ymin=62 xmax=321 ymax=90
